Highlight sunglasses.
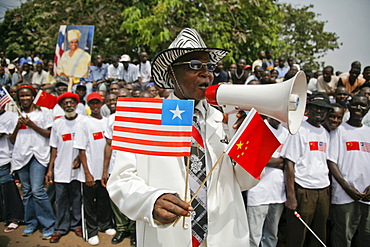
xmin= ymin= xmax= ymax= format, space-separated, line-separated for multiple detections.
xmin=172 ymin=60 xmax=216 ymax=72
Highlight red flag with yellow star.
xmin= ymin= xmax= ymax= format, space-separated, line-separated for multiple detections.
xmin=225 ymin=108 xmax=281 ymax=179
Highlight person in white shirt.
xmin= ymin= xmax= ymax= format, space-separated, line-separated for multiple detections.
xmin=106 ymin=56 xmax=123 ymax=82
xmin=45 ymin=92 xmax=85 ymax=243
xmin=10 ymin=85 xmax=55 ymax=239
xmin=102 ymin=111 xmax=136 ymax=245
xmin=247 ymin=117 xmax=289 ymax=247
xmin=73 ymin=92 xmax=115 ymax=245
xmin=327 ymin=94 xmax=370 ymax=246
xmin=32 ymin=63 xmax=48 ymax=86
xmin=0 ymin=106 xmax=24 ymax=233
xmin=282 ymin=92 xmax=332 ymax=247
xmin=137 ymin=52 xmax=151 ymax=90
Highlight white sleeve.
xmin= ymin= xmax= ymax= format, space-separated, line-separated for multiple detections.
xmin=327 ymin=128 xmax=340 ymax=163
xmin=281 ymin=132 xmax=301 ymax=163
xmin=107 ymin=151 xmax=176 ymax=227
xmin=49 ymin=122 xmax=58 ymax=148
xmin=73 ymin=119 xmax=88 ymax=150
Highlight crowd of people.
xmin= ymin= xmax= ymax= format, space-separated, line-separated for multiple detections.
xmin=1 ymin=28 xmax=370 ymax=247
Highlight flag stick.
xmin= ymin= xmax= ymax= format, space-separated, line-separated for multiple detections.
xmin=189 ymin=152 xmax=225 ymax=204
xmin=294 ymin=211 xmax=326 ymax=247
xmin=173 ymin=152 xmax=226 ymax=227
xmin=182 ymin=156 xmax=190 ymax=228
xmin=172 ymin=156 xmax=190 ymax=227
xmin=68 ymin=76 xmax=73 ymax=92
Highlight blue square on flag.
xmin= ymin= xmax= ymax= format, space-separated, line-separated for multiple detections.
xmin=161 ymin=99 xmax=194 ymax=126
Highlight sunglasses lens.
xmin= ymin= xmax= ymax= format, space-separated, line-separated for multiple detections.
xmin=206 ymin=63 xmax=216 ymax=71
xmin=190 ymin=60 xmax=203 ymax=70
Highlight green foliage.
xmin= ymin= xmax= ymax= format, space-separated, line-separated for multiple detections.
xmin=277 ymin=4 xmax=341 ymax=70
xmin=0 ymin=0 xmax=340 ymax=69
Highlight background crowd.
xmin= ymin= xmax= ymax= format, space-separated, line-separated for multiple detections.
xmin=0 ymin=48 xmax=369 ymax=247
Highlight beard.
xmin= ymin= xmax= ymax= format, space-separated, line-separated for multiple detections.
xmin=65 ymin=110 xmax=77 ymax=118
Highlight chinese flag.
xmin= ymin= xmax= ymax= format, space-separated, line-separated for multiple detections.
xmin=309 ymin=142 xmax=319 ymax=150
xmin=93 ymin=132 xmax=104 ymax=140
xmin=61 ymin=133 xmax=72 ymax=141
xmin=346 ymin=141 xmax=360 ymax=151
xmin=33 ymin=90 xmax=58 ymax=109
xmin=225 ymin=108 xmax=281 ymax=179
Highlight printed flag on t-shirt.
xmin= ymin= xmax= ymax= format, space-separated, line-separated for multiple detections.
xmin=309 ymin=141 xmax=327 ymax=152
xmin=33 ymin=90 xmax=58 ymax=109
xmin=93 ymin=132 xmax=104 ymax=140
xmin=0 ymin=87 xmax=12 ymax=108
xmin=62 ymin=133 xmax=73 ymax=142
xmin=112 ymin=97 xmax=194 ymax=157
xmin=225 ymin=108 xmax=281 ymax=179
xmin=346 ymin=141 xmax=370 ymax=152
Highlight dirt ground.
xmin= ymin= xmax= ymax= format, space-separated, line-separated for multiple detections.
xmin=0 ymin=224 xmax=131 ymax=247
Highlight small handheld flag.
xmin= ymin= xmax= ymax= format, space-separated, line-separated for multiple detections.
xmin=0 ymin=87 xmax=12 ymax=108
xmin=225 ymin=108 xmax=281 ymax=179
xmin=112 ymin=97 xmax=194 ymax=157
xmin=33 ymin=90 xmax=58 ymax=109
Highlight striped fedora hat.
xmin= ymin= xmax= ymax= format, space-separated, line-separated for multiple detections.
xmin=152 ymin=28 xmax=229 ymax=89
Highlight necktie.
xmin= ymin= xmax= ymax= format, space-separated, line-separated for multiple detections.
xmin=187 ymin=113 xmax=208 ymax=247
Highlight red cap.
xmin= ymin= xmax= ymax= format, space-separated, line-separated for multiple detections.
xmin=57 ymin=92 xmax=80 ymax=105
xmin=87 ymin=92 xmax=103 ymax=102
xmin=205 ymin=85 xmax=220 ymax=106
xmin=244 ymin=64 xmax=252 ymax=70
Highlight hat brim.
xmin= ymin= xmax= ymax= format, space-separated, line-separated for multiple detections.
xmin=152 ymin=48 xmax=229 ymax=89
xmin=307 ymin=101 xmax=333 ymax=109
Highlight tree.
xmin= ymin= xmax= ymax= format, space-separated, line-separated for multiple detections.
xmin=0 ymin=0 xmax=340 ymax=69
xmin=277 ymin=4 xmax=341 ymax=70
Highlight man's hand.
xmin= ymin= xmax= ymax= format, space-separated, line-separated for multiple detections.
xmin=232 ymin=110 xmax=247 ymax=129
xmin=362 ymin=185 xmax=370 ymax=202
xmin=45 ymin=171 xmax=53 ymax=185
xmin=153 ymin=193 xmax=193 ymax=225
xmin=72 ymin=157 xmax=80 ymax=169
xmin=85 ymin=173 xmax=95 ymax=187
xmin=343 ymin=184 xmax=363 ymax=201
xmin=101 ymin=172 xmax=109 ymax=188
xmin=285 ymin=195 xmax=298 ymax=210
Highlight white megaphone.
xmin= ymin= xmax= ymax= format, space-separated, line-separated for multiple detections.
xmin=205 ymin=70 xmax=307 ymax=135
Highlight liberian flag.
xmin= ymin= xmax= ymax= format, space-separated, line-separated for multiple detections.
xmin=54 ymin=25 xmax=66 ymax=75
xmin=309 ymin=141 xmax=327 ymax=152
xmin=0 ymin=87 xmax=12 ymax=108
xmin=112 ymin=97 xmax=194 ymax=157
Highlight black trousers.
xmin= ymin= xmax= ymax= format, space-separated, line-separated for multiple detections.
xmin=82 ymin=181 xmax=114 ymax=238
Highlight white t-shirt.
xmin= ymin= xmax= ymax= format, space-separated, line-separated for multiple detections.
xmin=73 ymin=115 xmax=107 ymax=181
xmin=104 ymin=113 xmax=116 ymax=175
xmin=11 ymin=107 xmax=53 ymax=171
xmin=49 ymin=114 xmax=85 ymax=183
xmin=282 ymin=120 xmax=330 ymax=189
xmin=107 ymin=63 xmax=123 ymax=80
xmin=0 ymin=111 xmax=17 ymax=166
xmin=328 ymin=122 xmax=370 ymax=205
xmin=52 ymin=103 xmax=86 ymax=120
xmin=247 ymin=121 xmax=289 ymax=206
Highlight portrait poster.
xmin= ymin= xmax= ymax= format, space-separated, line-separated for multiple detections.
xmin=54 ymin=25 xmax=94 ymax=78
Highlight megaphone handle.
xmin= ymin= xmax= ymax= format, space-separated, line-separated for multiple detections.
xmin=222 ymin=105 xmax=239 ymax=139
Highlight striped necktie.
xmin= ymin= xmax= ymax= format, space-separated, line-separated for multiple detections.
xmin=187 ymin=113 xmax=207 ymax=247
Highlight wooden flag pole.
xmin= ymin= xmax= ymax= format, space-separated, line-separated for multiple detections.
xmin=68 ymin=76 xmax=73 ymax=92
xmin=188 ymin=152 xmax=225 ymax=204
xmin=173 ymin=152 xmax=226 ymax=227
xmin=172 ymin=156 xmax=191 ymax=227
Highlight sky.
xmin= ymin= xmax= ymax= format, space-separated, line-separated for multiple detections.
xmin=279 ymin=0 xmax=370 ymax=73
xmin=1 ymin=0 xmax=369 ymax=72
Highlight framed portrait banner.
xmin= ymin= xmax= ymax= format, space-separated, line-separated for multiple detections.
xmin=54 ymin=25 xmax=94 ymax=78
